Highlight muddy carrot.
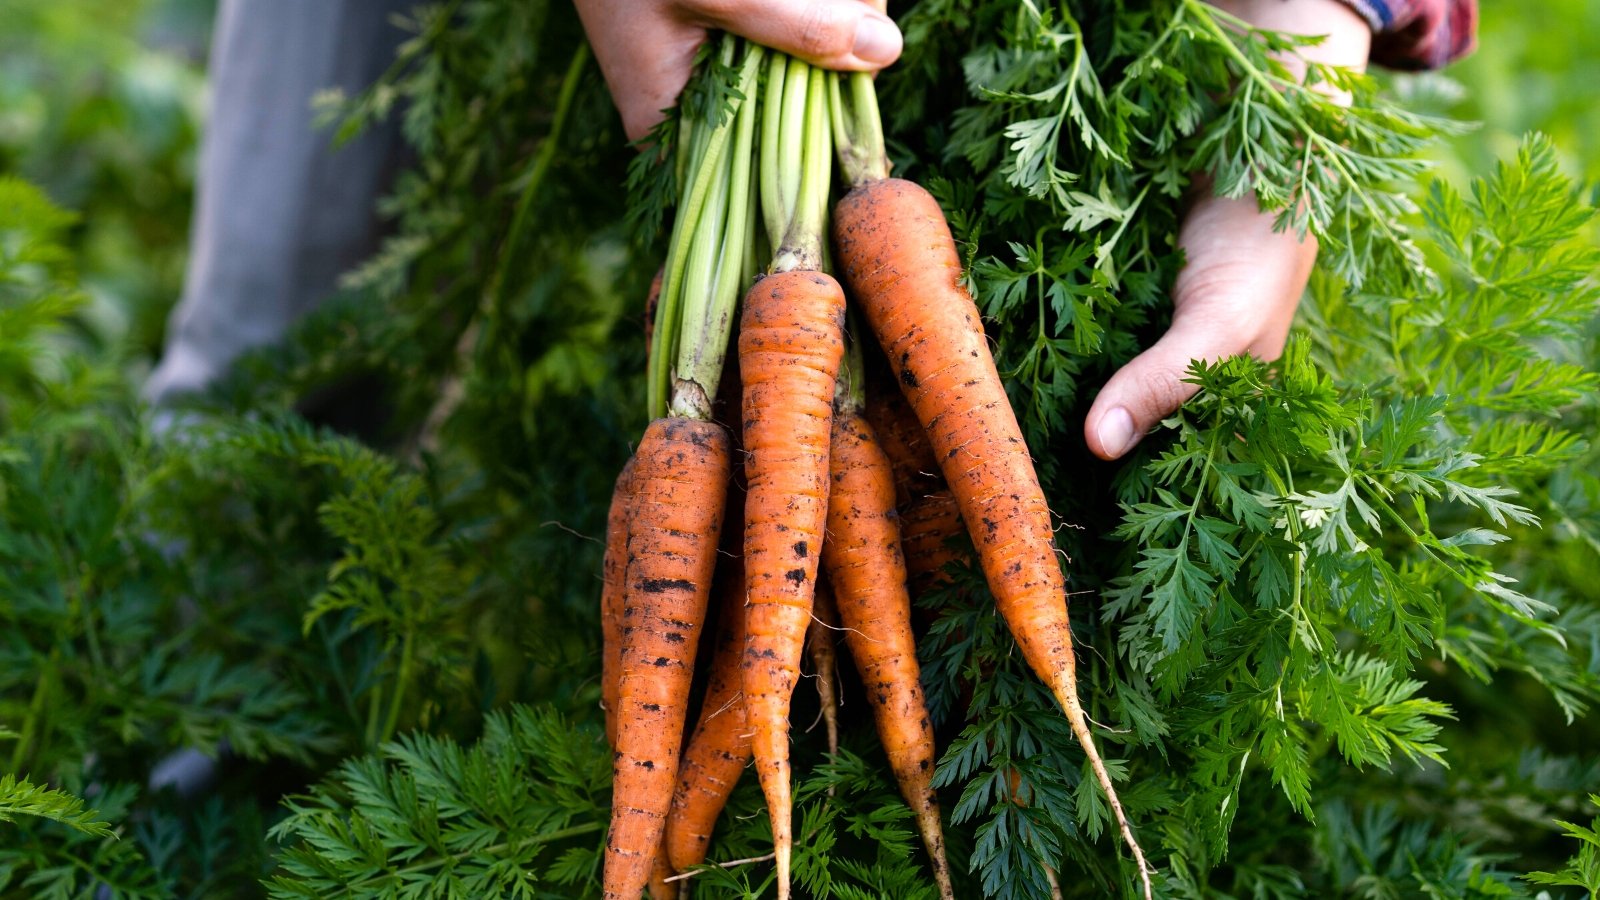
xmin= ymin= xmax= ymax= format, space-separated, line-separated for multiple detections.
xmin=604 ymin=419 xmax=730 ymax=899
xmin=820 ymin=359 xmax=954 ymax=898
xmin=740 ymin=57 xmax=843 ymax=900
xmin=863 ymin=371 xmax=943 ymax=509
xmin=831 ymin=71 xmax=1152 ymax=898
xmin=898 ymin=489 xmax=966 ymax=593
xmin=602 ymin=457 xmax=639 ymax=748
xmin=663 ymin=558 xmax=752 ymax=874
xmin=738 ymin=270 xmax=844 ymax=899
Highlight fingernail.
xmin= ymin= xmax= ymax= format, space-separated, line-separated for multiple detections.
xmin=852 ymin=14 xmax=902 ymax=67
xmin=1097 ymin=407 xmax=1137 ymax=458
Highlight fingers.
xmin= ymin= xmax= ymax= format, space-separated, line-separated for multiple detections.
xmin=576 ymin=0 xmax=709 ymax=142
xmin=682 ymin=0 xmax=902 ymax=71
xmin=578 ymin=0 xmax=902 ymax=143
xmin=1083 ymin=193 xmax=1317 ymax=460
xmin=1083 ymin=307 xmax=1249 ymax=460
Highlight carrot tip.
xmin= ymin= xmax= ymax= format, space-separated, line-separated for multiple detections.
xmin=1059 ymin=684 xmax=1154 ymax=900
xmin=775 ymin=842 xmax=792 ymax=900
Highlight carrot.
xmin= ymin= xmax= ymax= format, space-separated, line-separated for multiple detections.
xmin=647 ymin=856 xmax=678 ymax=900
xmin=739 ymin=53 xmax=843 ymax=900
xmin=739 ymin=269 xmax=845 ymax=899
xmin=604 ymin=417 xmax=730 ymax=900
xmin=833 ymin=170 xmax=1152 ymax=897
xmin=898 ymin=489 xmax=967 ymax=594
xmin=664 ymin=557 xmax=751 ymax=874
xmin=863 ymin=373 xmax=943 ymax=509
xmin=821 ymin=402 xmax=955 ymax=899
xmin=608 ymin=37 xmax=765 ymax=899
xmin=602 ymin=457 xmax=639 ymax=748
xmin=808 ymin=583 xmax=841 ymax=759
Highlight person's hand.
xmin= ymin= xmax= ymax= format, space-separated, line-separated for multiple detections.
xmin=1084 ymin=188 xmax=1320 ymax=458
xmin=1083 ymin=0 xmax=1371 ymax=459
xmin=574 ymin=0 xmax=900 ymax=143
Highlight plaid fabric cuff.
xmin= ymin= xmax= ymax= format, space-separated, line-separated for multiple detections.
xmin=1336 ymin=0 xmax=1478 ymax=70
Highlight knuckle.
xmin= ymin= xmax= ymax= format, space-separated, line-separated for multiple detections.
xmin=1135 ymin=366 xmax=1197 ymax=416
xmin=1170 ymin=261 xmax=1256 ymax=308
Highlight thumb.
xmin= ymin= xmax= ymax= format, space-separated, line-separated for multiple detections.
xmin=685 ymin=0 xmax=902 ymax=71
xmin=1083 ymin=309 xmax=1245 ymax=461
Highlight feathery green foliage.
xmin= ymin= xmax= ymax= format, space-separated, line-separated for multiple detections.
xmin=1 ymin=0 xmax=1597 ymax=897
xmin=0 ymin=773 xmax=113 ymax=836
xmin=1525 ymin=795 xmax=1600 ymax=897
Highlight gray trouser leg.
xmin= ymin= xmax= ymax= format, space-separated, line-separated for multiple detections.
xmin=144 ymin=0 xmax=412 ymax=407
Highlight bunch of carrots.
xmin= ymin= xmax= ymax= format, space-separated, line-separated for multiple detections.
xmin=599 ymin=35 xmax=1152 ymax=900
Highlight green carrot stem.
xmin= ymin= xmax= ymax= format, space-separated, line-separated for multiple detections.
xmin=743 ymin=150 xmax=762 ymax=289
xmin=772 ymin=64 xmax=832 ymax=273
xmin=677 ymin=37 xmax=735 ymax=214
xmin=775 ymin=59 xmax=810 ymax=241
xmin=481 ymin=43 xmax=588 ymax=336
xmin=9 ymin=646 xmax=58 ymax=773
xmin=675 ymin=107 xmax=695 ymax=202
xmin=379 ymin=624 xmax=417 ymax=744
xmin=648 ymin=35 xmax=747 ymax=418
xmin=672 ymin=142 xmax=731 ymax=415
xmin=760 ymin=52 xmax=789 ymax=251
xmin=673 ymin=45 xmax=764 ymax=417
xmin=649 ymin=127 xmax=727 ymax=417
xmin=832 ymin=71 xmax=889 ymax=186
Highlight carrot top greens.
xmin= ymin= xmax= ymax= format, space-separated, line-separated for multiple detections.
xmin=2 ymin=2 xmax=1597 ymax=898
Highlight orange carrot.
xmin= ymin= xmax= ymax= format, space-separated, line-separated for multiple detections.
xmin=820 ymin=407 xmax=954 ymax=899
xmin=647 ymin=856 xmax=678 ymax=900
xmin=602 ymin=457 xmax=638 ymax=749
xmin=739 ymin=270 xmax=845 ymax=898
xmin=664 ymin=558 xmax=751 ymax=873
xmin=605 ymin=263 xmax=666 ymax=750
xmin=604 ymin=417 xmax=730 ymax=900
xmin=808 ymin=583 xmax=841 ymax=759
xmin=898 ymin=489 xmax=967 ymax=594
xmin=897 ymin=488 xmax=967 ymax=635
xmin=863 ymin=373 xmax=943 ymax=509
xmin=608 ymin=262 xmax=665 ymax=750
xmin=834 ymin=177 xmax=1152 ymax=897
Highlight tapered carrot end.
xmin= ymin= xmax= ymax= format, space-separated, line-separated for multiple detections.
xmin=753 ymin=742 xmax=794 ymax=900
xmin=647 ymin=852 xmax=678 ymax=900
xmin=1057 ymin=683 xmax=1154 ymax=900
xmin=775 ymin=840 xmax=792 ymax=900
xmin=1046 ymin=865 xmax=1064 ymax=900
xmin=916 ymin=803 xmax=955 ymax=900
